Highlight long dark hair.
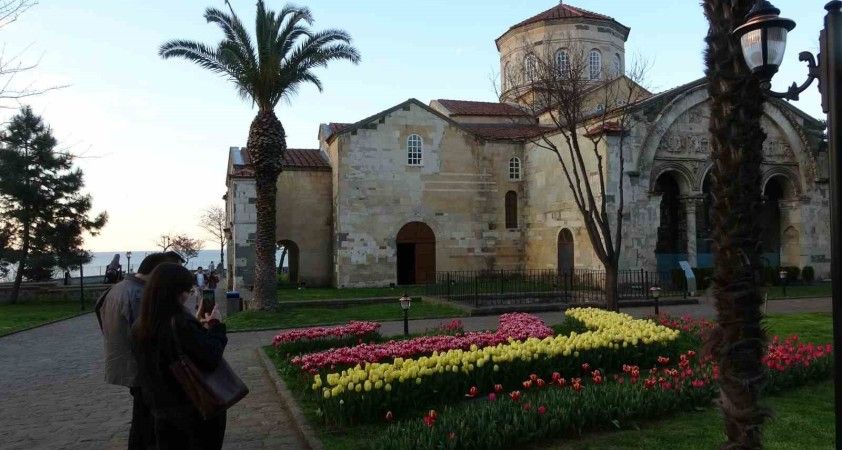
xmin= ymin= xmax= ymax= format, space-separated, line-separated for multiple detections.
xmin=133 ymin=262 xmax=194 ymax=344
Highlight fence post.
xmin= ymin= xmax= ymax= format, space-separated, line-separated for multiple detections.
xmin=644 ymin=270 xmax=649 ymax=300
xmin=474 ymin=273 xmax=478 ymax=308
xmin=446 ymin=272 xmax=451 ymax=300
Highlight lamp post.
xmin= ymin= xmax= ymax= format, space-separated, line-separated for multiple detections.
xmin=126 ymin=251 xmax=132 ymax=275
xmin=779 ymin=268 xmax=788 ymax=296
xmin=649 ymin=286 xmax=662 ymax=316
xmin=399 ymin=293 xmax=412 ymax=337
xmin=733 ymin=0 xmax=842 ymax=439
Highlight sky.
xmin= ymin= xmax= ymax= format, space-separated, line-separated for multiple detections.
xmin=5 ymin=0 xmax=827 ymax=251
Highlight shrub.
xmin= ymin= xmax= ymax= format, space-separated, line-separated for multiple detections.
xmin=784 ymin=266 xmax=801 ymax=283
xmin=802 ymin=266 xmax=815 ymax=284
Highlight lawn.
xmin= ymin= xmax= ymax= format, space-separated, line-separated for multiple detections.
xmin=0 ymin=300 xmax=90 ymax=336
xmin=277 ymin=286 xmax=426 ymax=302
xmin=227 ymin=299 xmax=464 ymax=331
xmin=542 ymin=381 xmax=833 ymax=450
xmin=765 ymin=282 xmax=831 ymax=299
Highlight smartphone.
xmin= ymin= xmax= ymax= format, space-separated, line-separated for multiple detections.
xmin=199 ymin=295 xmax=215 ymax=315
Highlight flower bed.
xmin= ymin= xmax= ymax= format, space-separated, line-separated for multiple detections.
xmin=369 ymin=339 xmax=833 ymax=450
xmin=291 ymin=313 xmax=553 ymax=373
xmin=272 ymin=321 xmax=381 ymax=355
xmin=312 ymin=308 xmax=682 ymax=424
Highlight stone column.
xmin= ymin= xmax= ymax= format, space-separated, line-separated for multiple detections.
xmin=683 ymin=196 xmax=702 ymax=267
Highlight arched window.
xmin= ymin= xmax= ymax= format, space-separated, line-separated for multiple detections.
xmin=613 ymin=53 xmax=622 ymax=76
xmin=589 ymin=49 xmax=602 ymax=80
xmin=508 ymin=157 xmax=521 ymax=180
xmin=555 ymin=49 xmax=569 ymax=75
xmin=407 ymin=134 xmax=423 ymax=166
xmin=524 ymin=54 xmax=537 ymax=82
xmin=505 ymin=191 xmax=518 ymax=229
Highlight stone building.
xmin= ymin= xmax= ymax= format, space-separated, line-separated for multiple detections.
xmin=225 ymin=3 xmax=828 ymax=293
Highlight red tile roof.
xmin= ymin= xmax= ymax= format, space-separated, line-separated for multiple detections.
xmin=462 ymin=123 xmax=550 ymax=141
xmin=436 ymin=99 xmax=530 ymax=117
xmin=512 ymin=3 xmax=614 ymax=29
xmin=230 ymin=148 xmax=330 ymax=178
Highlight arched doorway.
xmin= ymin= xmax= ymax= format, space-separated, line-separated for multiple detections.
xmin=654 ymin=172 xmax=688 ymax=272
xmin=557 ymin=228 xmax=574 ymax=272
xmin=761 ymin=175 xmax=798 ymax=267
xmin=277 ymin=240 xmax=300 ymax=285
xmin=396 ymin=222 xmax=436 ymax=285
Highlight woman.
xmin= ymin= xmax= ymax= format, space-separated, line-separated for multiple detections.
xmin=131 ymin=262 xmax=227 ymax=449
xmin=104 ymin=254 xmax=122 ymax=284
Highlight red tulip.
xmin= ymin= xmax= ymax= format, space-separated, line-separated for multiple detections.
xmin=509 ymin=390 xmax=522 ymax=402
xmin=657 ymin=356 xmax=670 ymax=366
xmin=556 ymin=377 xmax=566 ymax=388
xmin=522 ymin=380 xmax=533 ymax=390
xmin=529 ymin=373 xmax=538 ymax=382
xmin=494 ymin=383 xmax=504 ymax=393
xmin=488 ymin=392 xmax=497 ymax=402
xmin=536 ymin=378 xmax=546 ymax=388
xmin=522 ymin=402 xmax=532 ymax=411
xmin=467 ymin=386 xmax=478 ymax=398
xmin=428 ymin=409 xmax=437 ymax=420
xmin=581 ymin=363 xmax=590 ymax=372
xmin=537 ymin=405 xmax=547 ymax=415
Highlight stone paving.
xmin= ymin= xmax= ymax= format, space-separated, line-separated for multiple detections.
xmin=0 ymin=296 xmax=830 ymax=449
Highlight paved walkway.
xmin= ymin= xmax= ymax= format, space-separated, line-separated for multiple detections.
xmin=0 ymin=297 xmax=830 ymax=449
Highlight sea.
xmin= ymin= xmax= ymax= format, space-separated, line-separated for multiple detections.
xmin=61 ymin=249 xmax=224 ymax=279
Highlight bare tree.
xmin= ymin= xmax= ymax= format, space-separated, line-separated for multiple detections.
xmin=155 ymin=234 xmax=175 ymax=251
xmin=171 ymin=234 xmax=203 ymax=266
xmin=0 ymin=1 xmax=64 ymax=108
xmin=199 ymin=206 xmax=226 ymax=269
xmin=501 ymin=39 xmax=650 ymax=310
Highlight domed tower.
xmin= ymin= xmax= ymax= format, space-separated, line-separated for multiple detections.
xmin=496 ymin=2 xmax=630 ymax=104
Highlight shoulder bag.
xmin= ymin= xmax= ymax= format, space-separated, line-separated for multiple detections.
xmin=169 ymin=317 xmax=249 ymax=419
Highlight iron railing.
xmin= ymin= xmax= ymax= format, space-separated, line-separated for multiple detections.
xmin=425 ymin=268 xmax=688 ymax=308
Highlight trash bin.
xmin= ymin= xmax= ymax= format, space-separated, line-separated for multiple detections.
xmin=226 ymin=291 xmax=242 ymax=314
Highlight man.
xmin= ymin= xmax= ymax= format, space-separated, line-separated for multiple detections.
xmin=195 ymin=266 xmax=206 ymax=291
xmin=95 ymin=251 xmax=185 ymax=449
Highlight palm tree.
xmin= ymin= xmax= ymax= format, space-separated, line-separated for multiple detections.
xmin=703 ymin=0 xmax=769 ymax=447
xmin=160 ymin=2 xmax=360 ymax=309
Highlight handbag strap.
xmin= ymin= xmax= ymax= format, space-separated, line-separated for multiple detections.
xmin=169 ymin=315 xmax=187 ymax=359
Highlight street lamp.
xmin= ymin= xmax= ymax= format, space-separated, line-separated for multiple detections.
xmin=734 ymin=0 xmax=842 ymax=440
xmin=126 ymin=251 xmax=132 ymax=275
xmin=649 ymin=286 xmax=662 ymax=316
xmin=779 ymin=268 xmax=788 ymax=296
xmin=399 ymin=293 xmax=412 ymax=337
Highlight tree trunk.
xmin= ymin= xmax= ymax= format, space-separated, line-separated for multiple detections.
xmin=9 ymin=221 xmax=30 ymax=304
xmin=703 ymin=1 xmax=769 ymax=448
xmin=604 ymin=262 xmax=619 ymax=312
xmin=247 ymin=109 xmax=286 ymax=310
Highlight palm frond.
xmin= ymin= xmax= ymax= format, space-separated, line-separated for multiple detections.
xmin=159 ymin=40 xmax=229 ymax=75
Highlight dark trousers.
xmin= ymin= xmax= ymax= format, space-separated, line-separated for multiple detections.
xmin=153 ymin=410 xmax=226 ymax=450
xmin=129 ymin=387 xmax=153 ymax=449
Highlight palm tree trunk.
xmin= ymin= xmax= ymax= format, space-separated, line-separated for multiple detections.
xmin=247 ymin=109 xmax=286 ymax=310
xmin=703 ymin=1 xmax=769 ymax=448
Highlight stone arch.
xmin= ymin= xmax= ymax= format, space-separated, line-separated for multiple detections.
xmin=762 ymin=169 xmax=801 ymax=199
xmin=762 ymin=102 xmax=816 ymax=190
xmin=637 ymin=84 xmax=709 ymax=172
xmin=650 ymin=164 xmax=694 ymax=195
xmin=277 ymin=240 xmax=300 ymax=285
xmin=396 ymin=222 xmax=436 ymax=285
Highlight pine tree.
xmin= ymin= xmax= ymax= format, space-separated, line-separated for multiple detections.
xmin=0 ymin=106 xmax=106 ymax=302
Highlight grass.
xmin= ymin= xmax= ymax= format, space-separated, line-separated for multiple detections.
xmin=277 ymin=286 xmax=426 ymax=302
xmin=764 ymin=283 xmax=831 ymax=299
xmin=764 ymin=312 xmax=832 ymax=343
xmin=0 ymin=300 xmax=90 ymax=336
xmin=227 ymin=299 xmax=464 ymax=331
xmin=541 ymin=381 xmax=834 ymax=450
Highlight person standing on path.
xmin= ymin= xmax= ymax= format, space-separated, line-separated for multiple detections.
xmin=131 ymin=263 xmax=228 ymax=449
xmin=95 ymin=251 xmax=185 ymax=449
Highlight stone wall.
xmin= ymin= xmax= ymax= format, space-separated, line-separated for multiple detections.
xmin=276 ymin=169 xmax=333 ymax=287
xmin=225 ymin=178 xmax=256 ymax=298
xmin=331 ymin=101 xmax=525 ymax=287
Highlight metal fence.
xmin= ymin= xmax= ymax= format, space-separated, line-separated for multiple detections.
xmin=425 ymin=268 xmax=688 ymax=308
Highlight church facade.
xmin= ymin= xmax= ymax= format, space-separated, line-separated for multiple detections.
xmin=224 ymin=3 xmax=828 ymax=293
